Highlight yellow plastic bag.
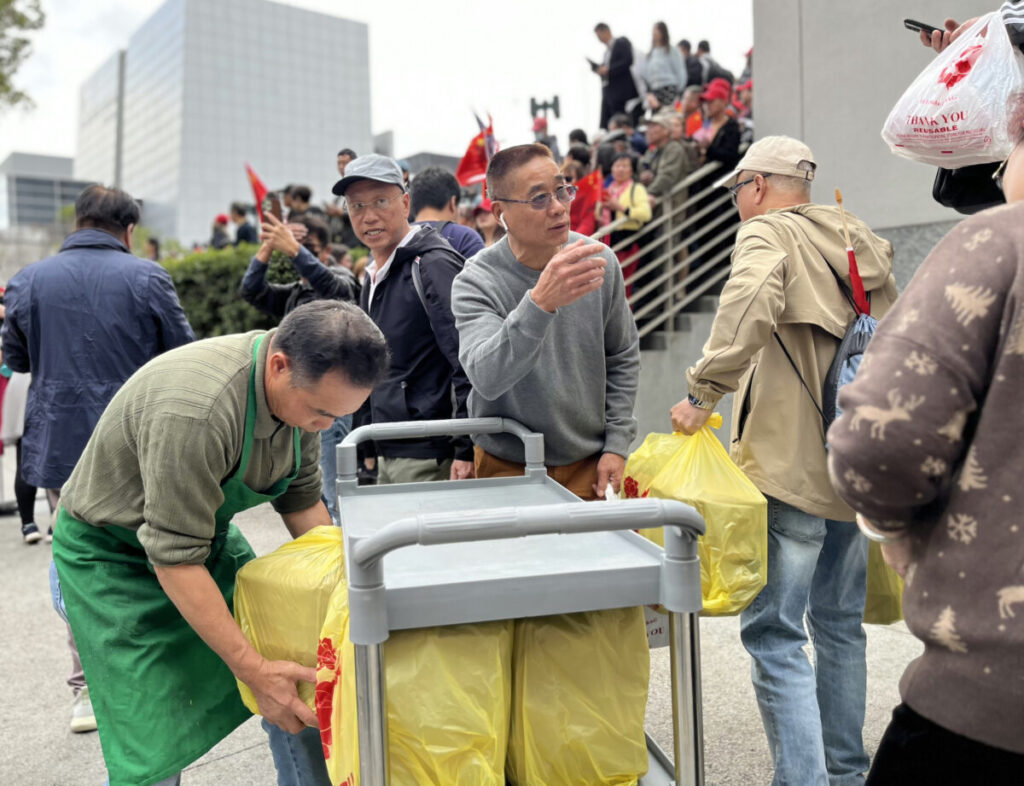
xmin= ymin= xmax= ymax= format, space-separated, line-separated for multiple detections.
xmin=234 ymin=525 xmax=344 ymax=714
xmin=624 ymin=414 xmax=768 ymax=616
xmin=864 ymin=541 xmax=904 ymax=625
xmin=318 ymin=583 xmax=513 ymax=786
xmin=506 ymin=608 xmax=650 ymax=786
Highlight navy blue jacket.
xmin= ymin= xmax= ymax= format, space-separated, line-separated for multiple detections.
xmin=360 ymin=225 xmax=473 ymax=461
xmin=1 ymin=229 xmax=195 ymax=487
xmin=239 ymin=245 xmax=359 ymax=319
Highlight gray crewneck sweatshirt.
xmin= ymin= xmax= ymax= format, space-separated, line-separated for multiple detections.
xmin=451 ymin=233 xmax=640 ymax=466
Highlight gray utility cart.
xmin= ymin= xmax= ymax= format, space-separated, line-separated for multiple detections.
xmin=337 ymin=418 xmax=707 ymax=786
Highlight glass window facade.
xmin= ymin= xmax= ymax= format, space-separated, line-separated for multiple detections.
xmin=76 ymin=0 xmax=372 ymax=245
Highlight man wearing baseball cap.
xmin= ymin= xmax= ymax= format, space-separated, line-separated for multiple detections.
xmin=332 ymin=154 xmax=475 ymax=484
xmin=670 ymin=135 xmax=899 ymax=785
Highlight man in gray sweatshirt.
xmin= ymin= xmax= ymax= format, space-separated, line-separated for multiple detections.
xmin=451 ymin=143 xmax=640 ymax=499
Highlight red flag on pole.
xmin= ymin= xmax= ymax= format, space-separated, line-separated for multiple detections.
xmin=456 ymin=115 xmax=496 ymax=186
xmin=245 ymin=163 xmax=269 ymax=224
xmin=569 ymin=169 xmax=601 ymax=236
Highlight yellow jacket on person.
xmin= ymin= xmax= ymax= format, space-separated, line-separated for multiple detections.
xmin=601 ymin=181 xmax=653 ymax=232
xmin=686 ymin=204 xmax=898 ymax=521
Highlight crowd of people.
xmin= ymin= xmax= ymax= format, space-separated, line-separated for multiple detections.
xmin=1 ymin=10 xmax=1022 ymax=786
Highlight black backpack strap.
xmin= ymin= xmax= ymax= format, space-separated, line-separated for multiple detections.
xmin=433 ymin=220 xmax=452 ymax=235
xmin=409 ymin=256 xmax=428 ymax=315
xmin=773 ymin=332 xmax=827 ymax=428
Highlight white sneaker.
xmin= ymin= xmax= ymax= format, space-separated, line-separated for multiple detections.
xmin=71 ymin=687 xmax=97 ymax=733
xmin=21 ymin=523 xmax=42 ymax=544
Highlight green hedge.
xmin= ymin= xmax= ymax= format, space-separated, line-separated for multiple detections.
xmin=161 ymin=244 xmax=301 ymax=338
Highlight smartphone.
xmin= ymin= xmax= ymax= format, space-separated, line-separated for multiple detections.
xmin=904 ymin=19 xmax=942 ymax=37
xmin=586 ymin=57 xmax=600 ymax=72
xmin=262 ymin=193 xmax=283 ymax=221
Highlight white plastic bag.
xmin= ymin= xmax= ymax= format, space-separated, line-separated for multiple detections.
xmin=881 ymin=13 xmax=1024 ymax=168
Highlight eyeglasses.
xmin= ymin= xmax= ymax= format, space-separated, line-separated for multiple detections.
xmin=993 ymin=159 xmax=1008 ymax=192
xmin=727 ymin=173 xmax=771 ymax=206
xmin=491 ymin=184 xmax=578 ymax=211
xmin=992 ymin=139 xmax=1021 ymax=193
xmin=344 ymin=192 xmax=405 ymax=216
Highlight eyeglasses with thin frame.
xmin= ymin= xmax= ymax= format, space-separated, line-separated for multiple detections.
xmin=491 ymin=184 xmax=578 ymax=211
xmin=992 ymin=158 xmax=1008 ymax=192
xmin=344 ymin=192 xmax=405 ymax=216
xmin=727 ymin=173 xmax=772 ymax=206
xmin=992 ymin=139 xmax=1022 ymax=193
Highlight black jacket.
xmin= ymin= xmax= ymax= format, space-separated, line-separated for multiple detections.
xmin=360 ymin=226 xmax=472 ymax=461
xmin=240 ymin=245 xmax=359 ymax=319
xmin=235 ymin=222 xmax=259 ymax=245
xmin=605 ymin=37 xmax=639 ymax=107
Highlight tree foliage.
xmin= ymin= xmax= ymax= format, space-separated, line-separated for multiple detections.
xmin=0 ymin=0 xmax=45 ymax=111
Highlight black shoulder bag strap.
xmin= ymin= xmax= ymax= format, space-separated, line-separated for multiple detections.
xmin=771 ymin=216 xmax=860 ymax=435
xmin=773 ymin=333 xmax=827 ymax=425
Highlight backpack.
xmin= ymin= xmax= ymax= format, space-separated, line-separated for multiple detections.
xmin=774 ymin=249 xmax=876 ymax=445
xmin=408 ymin=225 xmax=465 ymax=315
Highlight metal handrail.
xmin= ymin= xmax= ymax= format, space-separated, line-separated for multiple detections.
xmin=588 ymin=152 xmax=746 ymax=343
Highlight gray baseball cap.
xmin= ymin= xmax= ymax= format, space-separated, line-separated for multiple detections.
xmin=331 ymin=154 xmax=405 ymax=196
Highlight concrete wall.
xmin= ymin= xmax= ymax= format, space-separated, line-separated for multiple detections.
xmin=753 ymin=0 xmax=993 ymax=232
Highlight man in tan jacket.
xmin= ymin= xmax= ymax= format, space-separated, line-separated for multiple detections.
xmin=670 ymin=136 xmax=898 ymax=786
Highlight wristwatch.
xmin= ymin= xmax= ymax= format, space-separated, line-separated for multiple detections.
xmin=687 ymin=393 xmax=712 ymax=410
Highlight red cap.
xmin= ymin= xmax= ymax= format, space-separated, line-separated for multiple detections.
xmin=700 ymin=77 xmax=732 ymax=102
xmin=737 ymin=79 xmax=753 ymax=92
xmin=532 ymin=116 xmax=548 ymax=132
xmin=215 ymin=213 xmax=229 ymax=225
xmin=474 ymin=197 xmax=493 ymax=214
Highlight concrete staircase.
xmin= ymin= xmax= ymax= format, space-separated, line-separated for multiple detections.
xmin=633 ymin=295 xmax=735 ymax=450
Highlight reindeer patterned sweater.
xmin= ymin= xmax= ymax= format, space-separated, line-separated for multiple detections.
xmin=828 ymin=204 xmax=1024 ymax=753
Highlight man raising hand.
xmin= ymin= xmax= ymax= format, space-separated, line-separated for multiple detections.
xmin=451 ymin=143 xmax=640 ymax=499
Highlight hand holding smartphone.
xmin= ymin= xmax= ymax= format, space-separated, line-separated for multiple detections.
xmin=904 ymin=19 xmax=941 ymax=37
xmin=262 ymin=193 xmax=283 ymax=222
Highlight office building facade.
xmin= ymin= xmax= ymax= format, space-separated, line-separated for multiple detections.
xmin=75 ymin=0 xmax=372 ymax=245
xmin=0 ymin=153 xmax=92 ymax=230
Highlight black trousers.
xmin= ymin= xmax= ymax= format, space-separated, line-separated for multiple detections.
xmin=867 ymin=703 xmax=1024 ymax=785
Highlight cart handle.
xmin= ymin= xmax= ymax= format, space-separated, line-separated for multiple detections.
xmin=337 ymin=417 xmax=544 ymax=480
xmin=350 ymin=498 xmax=703 ymax=571
xmin=346 ymin=498 xmax=705 ymax=643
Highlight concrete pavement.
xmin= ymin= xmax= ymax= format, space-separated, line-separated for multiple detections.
xmin=0 ymin=471 xmax=922 ymax=785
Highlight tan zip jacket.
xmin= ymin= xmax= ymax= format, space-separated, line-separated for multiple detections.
xmin=686 ymin=204 xmax=898 ymax=520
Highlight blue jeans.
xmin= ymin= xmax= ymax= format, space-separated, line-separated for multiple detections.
xmin=319 ymin=415 xmax=352 ymax=524
xmin=740 ymin=497 xmax=870 ymax=786
xmin=263 ymin=719 xmax=332 ymax=786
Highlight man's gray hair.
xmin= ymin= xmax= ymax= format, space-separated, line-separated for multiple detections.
xmin=273 ymin=301 xmax=390 ymax=389
xmin=770 ymin=173 xmax=813 ymax=198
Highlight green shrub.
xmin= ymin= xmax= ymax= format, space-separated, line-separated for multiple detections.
xmin=161 ymin=244 xmax=300 ymax=338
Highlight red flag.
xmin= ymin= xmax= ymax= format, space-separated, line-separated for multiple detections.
xmin=245 ymin=163 xmax=269 ymax=224
xmin=456 ymin=115 xmax=496 ymax=186
xmin=847 ymin=247 xmax=871 ymax=316
xmin=569 ymin=170 xmax=601 ymax=235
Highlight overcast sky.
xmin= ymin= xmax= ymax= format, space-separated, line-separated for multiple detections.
xmin=0 ymin=0 xmax=753 ymax=163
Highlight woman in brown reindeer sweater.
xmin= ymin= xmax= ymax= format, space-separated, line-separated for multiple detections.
xmin=828 ymin=116 xmax=1024 ymax=782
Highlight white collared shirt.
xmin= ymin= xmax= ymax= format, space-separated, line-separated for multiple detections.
xmin=364 ymin=226 xmax=420 ymax=307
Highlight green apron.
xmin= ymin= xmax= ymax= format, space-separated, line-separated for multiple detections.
xmin=52 ymin=335 xmax=301 ymax=786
